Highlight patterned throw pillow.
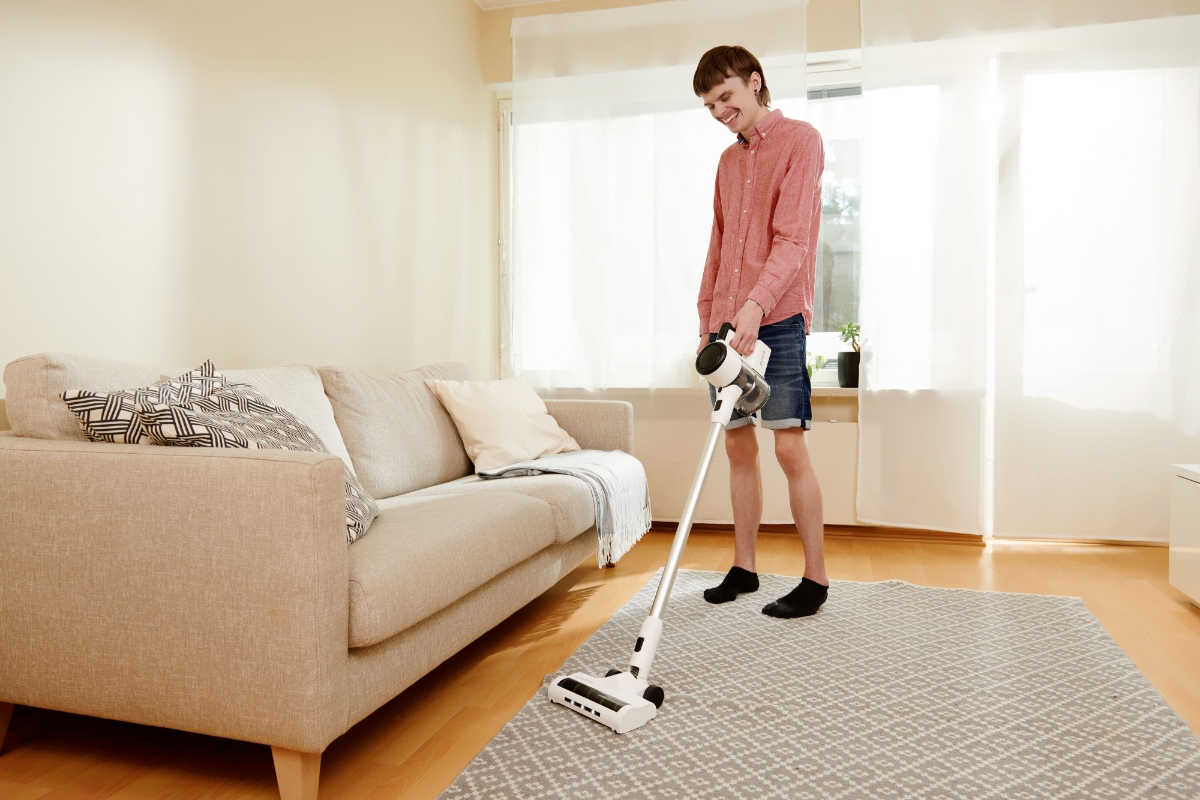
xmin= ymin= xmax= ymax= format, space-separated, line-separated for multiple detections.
xmin=136 ymin=381 xmax=378 ymax=543
xmin=60 ymin=361 xmax=225 ymax=444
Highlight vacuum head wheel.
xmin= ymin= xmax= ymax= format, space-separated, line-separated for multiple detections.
xmin=643 ymin=685 xmax=664 ymax=708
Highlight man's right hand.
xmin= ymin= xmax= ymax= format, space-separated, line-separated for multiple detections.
xmin=697 ymin=334 xmax=708 ymax=355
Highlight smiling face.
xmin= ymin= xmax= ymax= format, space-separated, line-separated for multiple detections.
xmin=702 ymin=72 xmax=767 ymax=138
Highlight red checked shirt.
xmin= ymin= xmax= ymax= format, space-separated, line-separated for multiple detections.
xmin=697 ymin=108 xmax=825 ymax=335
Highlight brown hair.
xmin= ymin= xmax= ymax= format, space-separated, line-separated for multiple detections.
xmin=693 ymin=46 xmax=770 ymax=107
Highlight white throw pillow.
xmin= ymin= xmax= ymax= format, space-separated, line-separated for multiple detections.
xmin=424 ymin=378 xmax=580 ymax=472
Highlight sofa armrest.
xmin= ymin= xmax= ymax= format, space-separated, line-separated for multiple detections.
xmin=0 ymin=437 xmax=350 ymax=753
xmin=544 ymin=399 xmax=634 ymax=454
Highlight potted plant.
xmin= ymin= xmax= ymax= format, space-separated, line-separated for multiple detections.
xmin=837 ymin=322 xmax=861 ymax=388
xmin=806 ymin=353 xmax=827 ymax=379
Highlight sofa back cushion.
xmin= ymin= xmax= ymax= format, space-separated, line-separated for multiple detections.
xmin=3 ymin=353 xmax=166 ymax=441
xmin=318 ymin=363 xmax=473 ymax=499
xmin=4 ymin=353 xmax=357 ymax=476
xmin=60 ymin=361 xmax=225 ymax=445
xmin=223 ymin=365 xmax=356 ymax=475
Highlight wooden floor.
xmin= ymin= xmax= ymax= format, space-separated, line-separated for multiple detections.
xmin=4 ymin=529 xmax=1200 ymax=799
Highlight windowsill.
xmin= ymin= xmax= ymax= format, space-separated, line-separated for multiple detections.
xmin=812 ymin=387 xmax=858 ymax=398
xmin=537 ymin=384 xmax=859 ymax=401
xmin=811 ymin=365 xmax=851 ymax=394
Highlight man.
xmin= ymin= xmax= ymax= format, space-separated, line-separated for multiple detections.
xmin=693 ymin=45 xmax=828 ymax=618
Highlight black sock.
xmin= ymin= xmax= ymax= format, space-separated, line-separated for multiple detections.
xmin=703 ymin=567 xmax=759 ymax=604
xmin=762 ymin=578 xmax=828 ymax=618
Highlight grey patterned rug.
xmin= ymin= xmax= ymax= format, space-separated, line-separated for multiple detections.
xmin=439 ymin=571 xmax=1200 ymax=799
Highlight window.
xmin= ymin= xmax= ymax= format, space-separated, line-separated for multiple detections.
xmin=1020 ymin=69 xmax=1177 ymax=417
xmin=499 ymin=73 xmax=863 ymax=387
xmin=805 ymin=85 xmax=863 ymax=363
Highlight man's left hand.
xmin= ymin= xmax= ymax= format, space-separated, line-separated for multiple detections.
xmin=729 ymin=300 xmax=765 ymax=356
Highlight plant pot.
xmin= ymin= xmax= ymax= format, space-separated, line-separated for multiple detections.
xmin=838 ymin=351 xmax=860 ymax=388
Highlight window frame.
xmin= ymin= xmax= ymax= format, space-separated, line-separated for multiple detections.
xmin=804 ymin=78 xmax=863 ymax=372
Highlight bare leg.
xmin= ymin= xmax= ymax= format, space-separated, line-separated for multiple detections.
xmin=773 ymin=428 xmax=827 ymax=585
xmin=702 ymin=424 xmax=764 ymax=604
xmin=725 ymin=425 xmax=762 ymax=572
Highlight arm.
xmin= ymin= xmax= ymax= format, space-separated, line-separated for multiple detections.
xmin=697 ymin=169 xmax=725 ymax=336
xmin=746 ymin=128 xmax=825 ymax=319
xmin=0 ymin=437 xmax=350 ymax=753
xmin=544 ymin=399 xmax=634 ymax=454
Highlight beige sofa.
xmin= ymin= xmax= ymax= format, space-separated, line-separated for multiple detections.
xmin=0 ymin=353 xmax=633 ymax=800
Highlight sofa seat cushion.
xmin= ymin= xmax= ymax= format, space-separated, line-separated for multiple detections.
xmin=347 ymin=492 xmax=558 ymax=648
xmin=383 ymin=474 xmax=595 ymax=545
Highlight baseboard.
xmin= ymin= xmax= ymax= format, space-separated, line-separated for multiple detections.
xmin=649 ymin=520 xmax=985 ymax=547
xmin=990 ymin=536 xmax=1169 ymax=548
xmin=824 ymin=525 xmax=985 ymax=546
xmin=649 ymin=521 xmax=1164 ymax=549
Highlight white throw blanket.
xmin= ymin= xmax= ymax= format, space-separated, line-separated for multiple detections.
xmin=477 ymin=449 xmax=651 ymax=567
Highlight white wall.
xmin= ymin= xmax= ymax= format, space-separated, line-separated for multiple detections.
xmin=0 ymin=0 xmax=497 ymax=392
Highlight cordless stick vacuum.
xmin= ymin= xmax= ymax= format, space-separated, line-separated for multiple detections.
xmin=548 ymin=321 xmax=771 ymax=734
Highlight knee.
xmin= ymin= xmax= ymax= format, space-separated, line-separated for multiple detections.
xmin=774 ymin=433 xmax=810 ymax=477
xmin=725 ymin=428 xmax=759 ymax=466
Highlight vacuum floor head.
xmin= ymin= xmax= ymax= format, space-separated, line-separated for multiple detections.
xmin=548 ymin=671 xmax=660 ymax=734
xmin=550 ymin=324 xmax=771 ymax=736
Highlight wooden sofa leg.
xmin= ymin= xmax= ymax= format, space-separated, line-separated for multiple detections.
xmin=0 ymin=703 xmax=13 ymax=754
xmin=271 ymin=746 xmax=321 ymax=800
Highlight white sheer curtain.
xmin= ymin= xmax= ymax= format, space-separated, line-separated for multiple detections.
xmin=858 ymin=0 xmax=1200 ymax=540
xmin=509 ymin=0 xmax=808 ymax=390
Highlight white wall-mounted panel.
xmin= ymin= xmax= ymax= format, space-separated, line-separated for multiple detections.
xmin=1170 ymin=472 xmax=1200 ymax=605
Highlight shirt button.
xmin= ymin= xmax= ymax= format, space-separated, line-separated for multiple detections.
xmin=750 ymin=149 xmax=755 ymax=154
xmin=743 ymin=209 xmax=747 ymax=213
xmin=735 ymin=269 xmax=739 ymax=273
xmin=746 ymin=179 xmax=750 ymax=183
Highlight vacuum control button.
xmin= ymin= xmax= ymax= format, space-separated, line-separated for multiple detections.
xmin=634 ymin=637 xmax=644 ymax=652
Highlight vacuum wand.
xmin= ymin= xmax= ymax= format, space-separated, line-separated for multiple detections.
xmin=547 ymin=322 xmax=771 ymax=734
xmin=648 ymin=418 xmax=724 ymax=620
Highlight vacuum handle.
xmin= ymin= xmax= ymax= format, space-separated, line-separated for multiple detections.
xmin=718 ymin=321 xmax=734 ymax=341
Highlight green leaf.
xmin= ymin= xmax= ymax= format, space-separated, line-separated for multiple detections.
xmin=806 ymin=353 xmax=827 ymax=378
xmin=837 ymin=322 xmax=861 ymax=352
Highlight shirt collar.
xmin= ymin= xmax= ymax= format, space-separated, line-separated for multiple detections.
xmin=736 ymin=108 xmax=783 ymax=145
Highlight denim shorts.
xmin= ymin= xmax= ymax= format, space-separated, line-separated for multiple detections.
xmin=707 ymin=313 xmax=812 ymax=431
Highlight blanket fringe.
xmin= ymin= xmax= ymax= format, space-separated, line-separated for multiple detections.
xmin=601 ymin=504 xmax=652 ymax=567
